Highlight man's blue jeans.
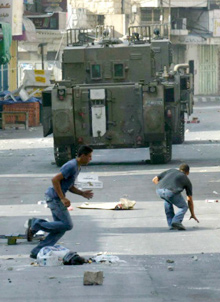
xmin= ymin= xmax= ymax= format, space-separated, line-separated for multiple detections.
xmin=156 ymin=188 xmax=188 ymax=227
xmin=30 ymin=197 xmax=73 ymax=257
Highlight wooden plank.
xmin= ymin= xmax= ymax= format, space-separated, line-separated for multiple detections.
xmin=0 ymin=234 xmax=45 ymax=245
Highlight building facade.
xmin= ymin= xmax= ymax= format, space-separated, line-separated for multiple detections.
xmin=20 ymin=0 xmax=220 ymax=96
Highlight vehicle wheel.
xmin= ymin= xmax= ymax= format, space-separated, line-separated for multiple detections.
xmin=54 ymin=144 xmax=76 ymax=167
xmin=70 ymin=144 xmax=78 ymax=159
xmin=150 ymin=127 xmax=172 ymax=164
xmin=172 ymin=113 xmax=185 ymax=144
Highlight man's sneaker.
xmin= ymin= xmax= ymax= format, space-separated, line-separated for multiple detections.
xmin=26 ymin=218 xmax=34 ymax=241
xmin=171 ymin=222 xmax=186 ymax=230
xmin=169 ymin=226 xmax=176 ymax=230
xmin=30 ymin=253 xmax=37 ymax=259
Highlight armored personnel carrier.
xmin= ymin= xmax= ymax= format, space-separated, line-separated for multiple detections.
xmin=42 ymin=26 xmax=194 ymax=166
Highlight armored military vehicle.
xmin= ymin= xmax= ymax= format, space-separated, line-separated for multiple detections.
xmin=42 ymin=26 xmax=194 ymax=166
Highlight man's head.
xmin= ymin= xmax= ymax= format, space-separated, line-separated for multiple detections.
xmin=77 ymin=145 xmax=93 ymax=165
xmin=179 ymin=163 xmax=190 ymax=175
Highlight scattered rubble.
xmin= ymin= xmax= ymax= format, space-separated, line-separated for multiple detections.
xmin=166 ymin=259 xmax=174 ymax=263
xmin=7 ymin=267 xmax=13 ymax=271
xmin=37 ymin=200 xmax=46 ymax=205
xmin=91 ymin=254 xmax=126 ymax=264
xmin=168 ymin=266 xmax=174 ymax=271
xmin=186 ymin=117 xmax=200 ymax=124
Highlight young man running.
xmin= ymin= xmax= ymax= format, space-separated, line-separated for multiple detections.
xmin=27 ymin=145 xmax=93 ymax=259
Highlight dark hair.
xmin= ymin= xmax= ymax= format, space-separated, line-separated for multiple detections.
xmin=179 ymin=163 xmax=190 ymax=173
xmin=77 ymin=145 xmax=93 ymax=157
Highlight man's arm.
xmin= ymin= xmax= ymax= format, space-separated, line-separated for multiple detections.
xmin=52 ymin=172 xmax=71 ymax=207
xmin=152 ymin=176 xmax=159 ymax=184
xmin=187 ymin=196 xmax=199 ymax=223
xmin=69 ymin=186 xmax=94 ymax=200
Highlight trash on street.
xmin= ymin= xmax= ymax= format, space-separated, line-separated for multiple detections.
xmin=91 ymin=254 xmax=126 ymax=264
xmin=37 ymin=245 xmax=69 ymax=267
xmin=78 ymin=198 xmax=136 ymax=210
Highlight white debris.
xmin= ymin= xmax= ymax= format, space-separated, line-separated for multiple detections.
xmin=92 ymin=254 xmax=126 ymax=264
xmin=75 ymin=173 xmax=103 ymax=189
xmin=37 ymin=200 xmax=46 ymax=205
xmin=35 ymin=230 xmax=45 ymax=236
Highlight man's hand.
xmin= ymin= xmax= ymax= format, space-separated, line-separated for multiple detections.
xmin=187 ymin=196 xmax=199 ymax=223
xmin=189 ymin=214 xmax=199 ymax=223
xmin=61 ymin=197 xmax=71 ymax=207
xmin=152 ymin=176 xmax=159 ymax=184
xmin=82 ymin=190 xmax=94 ymax=200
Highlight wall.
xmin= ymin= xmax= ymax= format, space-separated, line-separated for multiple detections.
xmin=71 ymin=0 xmax=123 ymax=14
xmin=185 ymin=44 xmax=199 ymax=95
xmin=218 ymin=47 xmax=220 ymax=93
xmin=212 ymin=10 xmax=220 ymax=37
xmin=8 ymin=40 xmax=18 ymax=90
xmin=185 ymin=44 xmax=220 ymax=95
xmin=105 ymin=14 xmax=126 ymax=37
xmin=162 ymin=0 xmax=207 ymax=7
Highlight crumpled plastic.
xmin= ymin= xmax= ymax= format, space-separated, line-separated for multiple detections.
xmin=92 ymin=254 xmax=126 ymax=264
xmin=115 ymin=198 xmax=136 ymax=210
xmin=37 ymin=245 xmax=69 ymax=266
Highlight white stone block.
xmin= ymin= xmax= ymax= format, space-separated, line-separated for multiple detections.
xmin=83 ymin=271 xmax=104 ymax=285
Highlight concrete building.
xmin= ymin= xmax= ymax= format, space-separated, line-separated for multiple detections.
xmin=18 ymin=1 xmax=69 ymax=85
xmin=168 ymin=1 xmax=220 ymax=95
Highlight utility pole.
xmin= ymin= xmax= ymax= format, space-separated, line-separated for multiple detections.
xmin=159 ymin=0 xmax=164 ymax=37
xmin=38 ymin=43 xmax=47 ymax=70
xmin=168 ymin=0 xmax=171 ymax=39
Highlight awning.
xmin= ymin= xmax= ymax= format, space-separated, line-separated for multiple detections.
xmin=13 ymin=17 xmax=36 ymax=42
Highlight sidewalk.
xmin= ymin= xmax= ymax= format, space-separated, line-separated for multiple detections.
xmin=194 ymin=95 xmax=220 ymax=103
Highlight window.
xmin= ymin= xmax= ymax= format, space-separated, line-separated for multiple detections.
xmin=91 ymin=64 xmax=101 ymax=79
xmin=141 ymin=8 xmax=161 ymax=22
xmin=97 ymin=15 xmax=104 ymax=25
xmin=153 ymin=9 xmax=160 ymax=22
xmin=164 ymin=88 xmax=175 ymax=102
xmin=141 ymin=8 xmax=152 ymax=22
xmin=114 ymin=63 xmax=124 ymax=78
xmin=47 ymin=52 xmax=57 ymax=61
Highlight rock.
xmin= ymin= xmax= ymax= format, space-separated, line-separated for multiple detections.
xmin=166 ymin=259 xmax=174 ymax=263
xmin=168 ymin=266 xmax=174 ymax=271
xmin=7 ymin=267 xmax=13 ymax=271
xmin=83 ymin=271 xmax=104 ymax=285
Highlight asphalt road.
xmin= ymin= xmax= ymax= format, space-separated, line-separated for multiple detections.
xmin=0 ymin=101 xmax=220 ymax=302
